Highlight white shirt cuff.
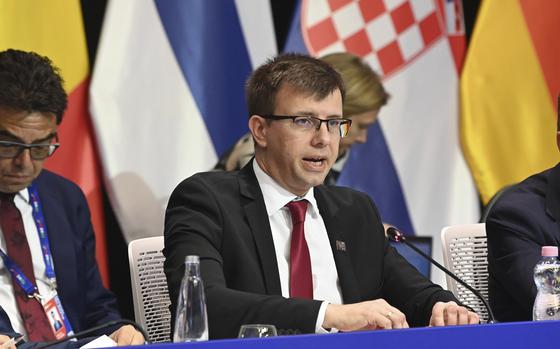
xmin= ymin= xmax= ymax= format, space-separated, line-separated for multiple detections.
xmin=315 ymin=301 xmax=339 ymax=333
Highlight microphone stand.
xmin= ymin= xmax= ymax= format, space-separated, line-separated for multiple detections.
xmin=387 ymin=227 xmax=497 ymax=323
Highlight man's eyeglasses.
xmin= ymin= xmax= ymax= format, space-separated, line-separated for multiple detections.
xmin=0 ymin=136 xmax=60 ymax=160
xmin=260 ymin=115 xmax=352 ymax=138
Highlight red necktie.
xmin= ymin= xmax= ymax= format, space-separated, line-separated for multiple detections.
xmin=0 ymin=193 xmax=55 ymax=341
xmin=286 ymin=200 xmax=313 ymax=299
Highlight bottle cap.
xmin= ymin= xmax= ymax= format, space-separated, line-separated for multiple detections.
xmin=541 ymin=246 xmax=558 ymax=257
xmin=185 ymin=255 xmax=200 ymax=263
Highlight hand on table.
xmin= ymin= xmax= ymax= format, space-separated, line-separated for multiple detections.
xmin=429 ymin=301 xmax=479 ymax=326
xmin=110 ymin=325 xmax=145 ymax=346
xmin=323 ymin=299 xmax=409 ymax=331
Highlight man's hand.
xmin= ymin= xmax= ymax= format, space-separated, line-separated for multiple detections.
xmin=109 ymin=325 xmax=145 ymax=346
xmin=0 ymin=335 xmax=18 ymax=349
xmin=323 ymin=299 xmax=409 ymax=331
xmin=429 ymin=301 xmax=479 ymax=326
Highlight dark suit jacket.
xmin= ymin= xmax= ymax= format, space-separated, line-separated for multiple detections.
xmin=164 ymin=163 xmax=456 ymax=339
xmin=0 ymin=170 xmax=121 ymax=343
xmin=0 ymin=306 xmax=93 ymax=349
xmin=487 ymin=163 xmax=560 ymax=322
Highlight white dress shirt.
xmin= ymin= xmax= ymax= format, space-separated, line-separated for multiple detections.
xmin=0 ymin=188 xmax=55 ymax=338
xmin=253 ymin=160 xmax=342 ymax=332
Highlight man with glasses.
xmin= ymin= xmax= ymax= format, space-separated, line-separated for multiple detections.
xmin=0 ymin=49 xmax=144 ymax=347
xmin=164 ymin=53 xmax=478 ymax=339
xmin=214 ymin=52 xmax=389 ymax=189
xmin=486 ymin=96 xmax=560 ymax=322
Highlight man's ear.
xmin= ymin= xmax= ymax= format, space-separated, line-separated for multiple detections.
xmin=248 ymin=115 xmax=268 ymax=148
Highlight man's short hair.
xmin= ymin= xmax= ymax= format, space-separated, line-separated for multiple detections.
xmin=0 ymin=49 xmax=67 ymax=124
xmin=246 ymin=53 xmax=345 ymax=117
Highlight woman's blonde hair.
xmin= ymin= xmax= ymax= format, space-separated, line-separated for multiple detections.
xmin=321 ymin=52 xmax=389 ymax=117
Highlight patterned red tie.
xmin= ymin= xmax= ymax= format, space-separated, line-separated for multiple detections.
xmin=0 ymin=193 xmax=55 ymax=341
xmin=286 ymin=200 xmax=313 ymax=299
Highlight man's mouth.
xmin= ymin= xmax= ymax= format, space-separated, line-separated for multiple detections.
xmin=303 ymin=156 xmax=327 ymax=168
xmin=3 ymin=174 xmax=30 ymax=181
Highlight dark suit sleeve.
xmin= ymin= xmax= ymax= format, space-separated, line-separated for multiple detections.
xmin=359 ymin=197 xmax=457 ymax=326
xmin=382 ymin=243 xmax=457 ymax=326
xmin=67 ymin=183 xmax=121 ymax=335
xmin=0 ymin=306 xmax=19 ymax=339
xmin=164 ymin=176 xmax=322 ymax=339
xmin=486 ymin=203 xmax=544 ymax=319
xmin=1 ymin=305 xmax=101 ymax=349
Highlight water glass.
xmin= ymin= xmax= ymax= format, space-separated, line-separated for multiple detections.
xmin=238 ymin=324 xmax=278 ymax=338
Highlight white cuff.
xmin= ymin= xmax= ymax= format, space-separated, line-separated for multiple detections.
xmin=315 ymin=301 xmax=339 ymax=333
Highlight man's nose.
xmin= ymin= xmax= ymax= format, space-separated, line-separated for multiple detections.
xmin=12 ymin=148 xmax=33 ymax=167
xmin=313 ymin=122 xmax=332 ymax=144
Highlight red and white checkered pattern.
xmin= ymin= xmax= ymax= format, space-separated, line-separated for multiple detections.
xmin=301 ymin=0 xmax=443 ymax=77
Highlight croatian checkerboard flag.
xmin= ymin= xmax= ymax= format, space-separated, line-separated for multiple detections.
xmin=90 ymin=0 xmax=276 ymax=242
xmin=285 ymin=0 xmax=479 ymax=284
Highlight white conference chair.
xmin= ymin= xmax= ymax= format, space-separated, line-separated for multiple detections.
xmin=441 ymin=223 xmax=489 ymax=322
xmin=128 ymin=236 xmax=171 ymax=342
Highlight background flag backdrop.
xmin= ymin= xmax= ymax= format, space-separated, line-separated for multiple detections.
xmin=90 ymin=0 xmax=277 ymax=242
xmin=5 ymin=0 xmax=559 ymax=308
xmin=284 ymin=0 xmax=479 ymax=284
xmin=461 ymin=0 xmax=560 ymax=203
xmin=0 ymin=0 xmax=110 ymax=285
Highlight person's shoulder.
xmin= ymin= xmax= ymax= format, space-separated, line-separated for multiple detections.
xmin=34 ymin=170 xmax=87 ymax=207
xmin=185 ymin=169 xmax=239 ymax=185
xmin=173 ymin=169 xmax=240 ymax=193
xmin=316 ymin=184 xmax=371 ymax=205
xmin=486 ymin=167 xmax=552 ymax=233
xmin=492 ymin=168 xmax=549 ymax=214
xmin=35 ymin=170 xmax=83 ymax=195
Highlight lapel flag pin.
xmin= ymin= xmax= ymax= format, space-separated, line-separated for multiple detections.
xmin=336 ymin=240 xmax=346 ymax=252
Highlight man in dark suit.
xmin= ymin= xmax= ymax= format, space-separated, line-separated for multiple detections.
xmin=164 ymin=53 xmax=479 ymax=339
xmin=486 ymin=97 xmax=560 ymax=322
xmin=0 ymin=49 xmax=143 ymax=346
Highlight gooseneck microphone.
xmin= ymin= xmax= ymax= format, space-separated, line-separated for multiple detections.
xmin=386 ymin=226 xmax=497 ymax=324
xmin=34 ymin=319 xmax=150 ymax=349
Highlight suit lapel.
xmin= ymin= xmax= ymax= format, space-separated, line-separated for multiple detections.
xmin=34 ymin=173 xmax=80 ymax=327
xmin=238 ymin=163 xmax=282 ymax=295
xmin=315 ymin=186 xmax=362 ymax=304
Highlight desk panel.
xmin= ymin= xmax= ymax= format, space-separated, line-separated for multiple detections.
xmin=143 ymin=321 xmax=560 ymax=349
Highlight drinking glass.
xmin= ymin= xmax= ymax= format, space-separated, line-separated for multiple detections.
xmin=238 ymin=324 xmax=278 ymax=338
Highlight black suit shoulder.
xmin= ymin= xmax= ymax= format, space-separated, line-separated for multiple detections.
xmin=35 ymin=170 xmax=88 ymax=204
xmin=37 ymin=169 xmax=82 ymax=190
xmin=486 ymin=166 xmax=560 ymax=321
xmin=487 ymin=168 xmax=554 ymax=246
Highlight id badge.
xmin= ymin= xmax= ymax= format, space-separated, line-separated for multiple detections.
xmin=42 ymin=291 xmax=74 ymax=339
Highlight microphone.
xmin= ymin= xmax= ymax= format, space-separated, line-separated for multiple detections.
xmin=33 ymin=319 xmax=150 ymax=349
xmin=386 ymin=226 xmax=497 ymax=323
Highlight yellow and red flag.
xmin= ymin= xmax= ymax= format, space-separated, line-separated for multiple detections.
xmin=461 ymin=0 xmax=560 ymax=203
xmin=0 ymin=1 xmax=109 ymax=285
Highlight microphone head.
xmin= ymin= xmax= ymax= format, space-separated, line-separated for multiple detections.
xmin=386 ymin=226 xmax=404 ymax=242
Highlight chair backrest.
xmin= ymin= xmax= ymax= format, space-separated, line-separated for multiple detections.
xmin=128 ymin=236 xmax=171 ymax=342
xmin=440 ymin=223 xmax=489 ymax=322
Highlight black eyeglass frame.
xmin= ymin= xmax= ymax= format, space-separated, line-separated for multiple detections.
xmin=0 ymin=135 xmax=60 ymax=160
xmin=260 ymin=114 xmax=352 ymax=137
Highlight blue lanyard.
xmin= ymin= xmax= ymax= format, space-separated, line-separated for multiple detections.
xmin=0 ymin=249 xmax=38 ymax=298
xmin=0 ymin=183 xmax=57 ymax=299
xmin=28 ymin=184 xmax=57 ymax=285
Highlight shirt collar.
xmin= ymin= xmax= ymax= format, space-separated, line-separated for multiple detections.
xmin=16 ymin=187 xmax=30 ymax=204
xmin=252 ymin=159 xmax=318 ymax=217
